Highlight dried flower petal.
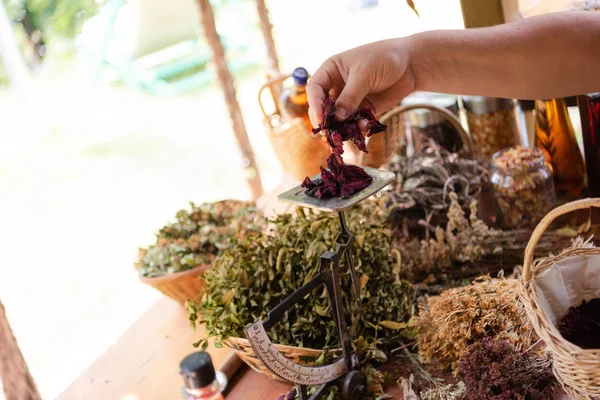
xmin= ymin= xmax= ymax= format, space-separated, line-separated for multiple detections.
xmin=558 ymin=298 xmax=600 ymax=349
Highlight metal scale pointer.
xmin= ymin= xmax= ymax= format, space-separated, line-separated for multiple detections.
xmin=244 ymin=166 xmax=395 ymax=400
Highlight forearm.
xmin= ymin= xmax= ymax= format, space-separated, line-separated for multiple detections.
xmin=408 ymin=12 xmax=600 ymax=99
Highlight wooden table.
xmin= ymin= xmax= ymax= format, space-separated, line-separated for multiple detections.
xmin=57 ymin=296 xmax=407 ymax=399
xmin=57 ymin=297 xmax=236 ymax=400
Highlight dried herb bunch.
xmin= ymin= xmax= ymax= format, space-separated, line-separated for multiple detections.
xmin=459 ymin=338 xmax=557 ymax=400
xmin=395 ymin=193 xmax=504 ymax=282
xmin=381 ymin=141 xmax=488 ymax=240
xmin=188 ymin=202 xmax=415 ymax=350
xmin=136 ymin=200 xmax=264 ymax=277
xmin=415 ymin=277 xmax=537 ymax=373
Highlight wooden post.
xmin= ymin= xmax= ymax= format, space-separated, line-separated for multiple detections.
xmin=0 ymin=300 xmax=41 ymax=400
xmin=196 ymin=0 xmax=264 ymax=200
xmin=255 ymin=0 xmax=280 ymax=76
xmin=255 ymin=0 xmax=282 ymax=108
xmin=460 ymin=0 xmax=505 ymax=27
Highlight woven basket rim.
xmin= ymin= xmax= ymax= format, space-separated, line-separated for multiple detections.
xmin=223 ymin=336 xmax=342 ymax=355
xmin=524 ymin=248 xmax=600 ymax=354
xmin=139 ymin=263 xmax=211 ymax=283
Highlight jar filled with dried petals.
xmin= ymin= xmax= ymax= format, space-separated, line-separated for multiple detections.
xmin=463 ymin=96 xmax=521 ymax=162
xmin=490 ymin=146 xmax=556 ymax=229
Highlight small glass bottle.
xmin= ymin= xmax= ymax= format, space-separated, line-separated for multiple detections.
xmin=180 ymin=352 xmax=227 ymax=400
xmin=578 ymin=93 xmax=600 ymax=197
xmin=534 ymin=98 xmax=586 ymax=198
xmin=490 ymin=146 xmax=556 ymax=229
xmin=280 ymin=67 xmax=312 ymax=132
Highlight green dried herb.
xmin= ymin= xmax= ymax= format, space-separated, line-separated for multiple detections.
xmin=136 ymin=200 xmax=264 ymax=278
xmin=188 ymin=202 xmax=415 ymax=350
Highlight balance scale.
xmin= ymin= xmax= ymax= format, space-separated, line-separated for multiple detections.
xmin=245 ymin=167 xmax=395 ymax=400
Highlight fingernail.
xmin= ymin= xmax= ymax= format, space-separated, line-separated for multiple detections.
xmin=336 ymin=108 xmax=347 ymax=120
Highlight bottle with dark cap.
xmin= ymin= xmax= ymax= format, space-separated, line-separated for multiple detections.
xmin=180 ymin=352 xmax=226 ymax=400
xmin=280 ymin=67 xmax=312 ymax=132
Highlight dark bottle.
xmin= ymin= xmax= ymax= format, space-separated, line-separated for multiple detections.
xmin=534 ymin=98 xmax=586 ymax=198
xmin=578 ymin=93 xmax=600 ymax=197
xmin=280 ymin=67 xmax=312 ymax=132
xmin=180 ymin=352 xmax=226 ymax=400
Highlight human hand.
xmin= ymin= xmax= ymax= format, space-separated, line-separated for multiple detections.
xmin=307 ymin=38 xmax=416 ymax=128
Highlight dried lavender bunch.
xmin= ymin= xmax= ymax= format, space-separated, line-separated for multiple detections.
xmin=459 ymin=338 xmax=557 ymax=400
xmin=136 ymin=200 xmax=264 ymax=277
xmin=381 ymin=140 xmax=488 ymax=240
xmin=415 ymin=277 xmax=538 ymax=373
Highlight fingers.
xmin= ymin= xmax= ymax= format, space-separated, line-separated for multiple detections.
xmin=333 ymin=68 xmax=370 ymax=121
xmin=307 ymin=58 xmax=344 ymax=128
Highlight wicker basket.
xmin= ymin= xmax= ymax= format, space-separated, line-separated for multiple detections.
xmin=349 ymin=103 xmax=474 ymax=167
xmin=521 ymin=198 xmax=600 ymax=400
xmin=222 ymin=336 xmax=340 ymax=382
xmin=259 ymin=74 xmax=330 ymax=181
xmin=139 ymin=263 xmax=210 ymax=304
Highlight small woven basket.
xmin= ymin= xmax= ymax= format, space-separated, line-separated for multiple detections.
xmin=222 ymin=336 xmax=339 ymax=382
xmin=259 ymin=74 xmax=330 ymax=181
xmin=521 ymin=198 xmax=600 ymax=400
xmin=139 ymin=263 xmax=210 ymax=305
xmin=349 ymin=103 xmax=474 ymax=167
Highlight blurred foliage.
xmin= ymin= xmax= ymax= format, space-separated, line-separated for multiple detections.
xmin=5 ymin=0 xmax=99 ymax=39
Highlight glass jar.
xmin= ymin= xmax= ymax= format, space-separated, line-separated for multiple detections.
xmin=463 ymin=96 xmax=521 ymax=162
xmin=403 ymin=93 xmax=464 ymax=153
xmin=490 ymin=146 xmax=556 ymax=229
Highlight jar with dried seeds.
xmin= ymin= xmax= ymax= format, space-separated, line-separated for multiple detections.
xmin=463 ymin=96 xmax=521 ymax=161
xmin=490 ymin=146 xmax=555 ymax=229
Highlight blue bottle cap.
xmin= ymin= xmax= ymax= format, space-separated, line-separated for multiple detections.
xmin=292 ymin=67 xmax=308 ymax=85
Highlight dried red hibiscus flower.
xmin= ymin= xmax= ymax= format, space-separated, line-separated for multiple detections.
xmin=312 ymin=94 xmax=386 ymax=155
xmin=558 ymin=298 xmax=600 ymax=349
xmin=302 ymin=94 xmax=386 ymax=199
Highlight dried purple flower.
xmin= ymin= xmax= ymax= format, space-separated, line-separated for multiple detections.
xmin=459 ymin=338 xmax=557 ymax=400
xmin=558 ymin=298 xmax=600 ymax=349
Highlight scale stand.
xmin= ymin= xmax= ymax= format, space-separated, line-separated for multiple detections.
xmin=245 ymin=167 xmax=395 ymax=400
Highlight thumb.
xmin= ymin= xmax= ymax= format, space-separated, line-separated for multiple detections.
xmin=334 ymin=75 xmax=370 ymax=120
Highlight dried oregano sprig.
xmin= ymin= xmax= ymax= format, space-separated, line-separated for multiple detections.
xmin=136 ymin=200 xmax=264 ymax=277
xmin=415 ymin=277 xmax=538 ymax=374
xmin=188 ymin=202 xmax=415 ymax=350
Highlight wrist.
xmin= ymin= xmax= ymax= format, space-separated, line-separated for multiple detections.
xmin=403 ymin=32 xmax=431 ymax=93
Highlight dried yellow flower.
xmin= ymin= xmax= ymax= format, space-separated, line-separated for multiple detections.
xmin=415 ymin=277 xmax=537 ymax=374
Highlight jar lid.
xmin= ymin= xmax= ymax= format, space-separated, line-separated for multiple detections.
xmin=462 ymin=96 xmax=514 ymax=114
xmin=402 ymin=92 xmax=459 ymax=128
xmin=180 ymin=352 xmax=216 ymax=390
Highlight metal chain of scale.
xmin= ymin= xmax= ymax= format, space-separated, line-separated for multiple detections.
xmin=245 ymin=167 xmax=394 ymax=400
